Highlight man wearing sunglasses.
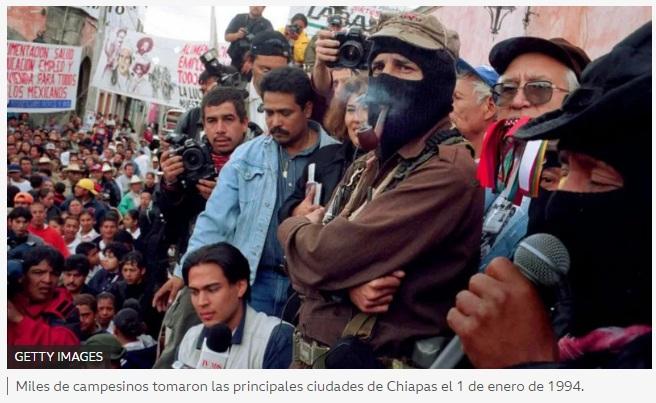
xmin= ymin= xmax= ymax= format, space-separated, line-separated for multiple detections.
xmin=476 ymin=36 xmax=591 ymax=272
xmin=489 ymin=36 xmax=590 ymax=120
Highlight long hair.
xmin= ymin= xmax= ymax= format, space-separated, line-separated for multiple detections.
xmin=323 ymin=75 xmax=368 ymax=142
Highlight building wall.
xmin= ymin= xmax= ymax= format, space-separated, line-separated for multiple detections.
xmin=429 ymin=6 xmax=651 ymax=66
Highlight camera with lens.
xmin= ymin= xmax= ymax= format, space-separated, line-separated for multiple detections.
xmin=200 ymin=49 xmax=242 ymax=87
xmin=327 ymin=27 xmax=372 ymax=70
xmin=286 ymin=24 xmax=302 ymax=35
xmin=164 ymin=132 xmax=217 ymax=188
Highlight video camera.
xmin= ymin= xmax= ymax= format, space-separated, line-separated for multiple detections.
xmin=200 ymin=49 xmax=242 ymax=87
xmin=164 ymin=132 xmax=217 ymax=188
xmin=326 ymin=27 xmax=372 ymax=70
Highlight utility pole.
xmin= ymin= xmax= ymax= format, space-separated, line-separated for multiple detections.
xmin=84 ymin=6 xmax=108 ymax=121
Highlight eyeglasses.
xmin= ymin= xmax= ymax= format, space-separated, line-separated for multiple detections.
xmin=492 ymin=80 xmax=570 ymax=107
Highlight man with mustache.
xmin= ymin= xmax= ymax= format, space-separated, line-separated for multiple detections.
xmin=153 ymin=75 xmax=337 ymax=366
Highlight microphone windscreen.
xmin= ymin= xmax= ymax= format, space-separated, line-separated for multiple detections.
xmin=513 ymin=233 xmax=570 ymax=287
xmin=205 ymin=323 xmax=232 ymax=353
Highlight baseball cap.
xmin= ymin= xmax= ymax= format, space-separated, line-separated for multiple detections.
xmin=250 ymin=31 xmax=291 ymax=60
xmin=45 ymin=143 xmax=56 ymax=150
xmin=456 ymin=59 xmax=499 ymax=88
xmin=370 ymin=12 xmax=460 ymax=59
xmin=14 ymin=192 xmax=34 ymax=205
xmin=76 ymin=178 xmax=98 ymax=195
xmin=90 ymin=164 xmax=102 ymax=172
xmin=101 ymin=163 xmax=114 ymax=173
xmin=489 ymin=36 xmax=591 ymax=80
xmin=38 ymin=156 xmax=52 ymax=164
xmin=8 ymin=164 xmax=20 ymax=173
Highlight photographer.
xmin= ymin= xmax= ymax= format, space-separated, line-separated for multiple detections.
xmin=152 ymin=87 xmax=251 ymax=367
xmin=279 ymin=13 xmax=310 ymax=68
xmin=225 ymin=6 xmax=274 ymax=74
xmin=175 ymin=64 xmax=241 ymax=143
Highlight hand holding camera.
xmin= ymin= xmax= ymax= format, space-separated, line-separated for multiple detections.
xmin=160 ymin=149 xmax=185 ymax=186
xmin=314 ymin=30 xmax=341 ymax=67
xmin=161 ymin=133 xmax=217 ymax=189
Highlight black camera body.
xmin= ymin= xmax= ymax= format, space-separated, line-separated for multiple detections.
xmin=165 ymin=133 xmax=217 ymax=188
xmin=286 ymin=24 xmax=302 ymax=35
xmin=199 ymin=49 xmax=242 ymax=87
xmin=327 ymin=28 xmax=372 ymax=70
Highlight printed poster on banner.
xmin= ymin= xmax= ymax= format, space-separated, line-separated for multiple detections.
xmin=7 ymin=40 xmax=82 ymax=113
xmin=91 ymin=27 xmax=231 ymax=110
xmin=289 ymin=5 xmax=412 ymax=37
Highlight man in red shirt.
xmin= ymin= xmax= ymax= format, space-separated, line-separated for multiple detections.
xmin=8 ymin=246 xmax=79 ymax=346
xmin=28 ymin=202 xmax=70 ymax=257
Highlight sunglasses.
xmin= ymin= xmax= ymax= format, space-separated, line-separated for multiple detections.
xmin=492 ymin=80 xmax=570 ymax=107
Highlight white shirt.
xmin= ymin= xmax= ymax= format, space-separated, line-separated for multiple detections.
xmin=79 ymin=228 xmax=99 ymax=243
xmin=10 ymin=178 xmax=32 ymax=192
xmin=248 ymin=81 xmax=267 ymax=133
xmin=66 ymin=237 xmax=81 ymax=256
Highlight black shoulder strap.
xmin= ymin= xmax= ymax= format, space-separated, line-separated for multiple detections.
xmin=387 ymin=129 xmax=466 ymax=191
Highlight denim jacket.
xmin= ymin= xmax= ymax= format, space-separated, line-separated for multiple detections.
xmin=175 ymin=121 xmax=338 ymax=284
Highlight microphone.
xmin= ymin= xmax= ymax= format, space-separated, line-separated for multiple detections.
xmin=430 ymin=233 xmax=570 ymax=368
xmin=196 ymin=323 xmax=233 ymax=369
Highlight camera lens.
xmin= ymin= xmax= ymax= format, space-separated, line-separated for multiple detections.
xmin=339 ymin=41 xmax=364 ymax=68
xmin=182 ymin=148 xmax=204 ymax=171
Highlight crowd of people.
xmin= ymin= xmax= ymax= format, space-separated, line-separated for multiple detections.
xmin=7 ymin=7 xmax=651 ymax=370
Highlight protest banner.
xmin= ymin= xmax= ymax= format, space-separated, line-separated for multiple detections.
xmin=91 ymin=27 xmax=231 ymax=110
xmin=288 ymin=6 xmax=412 ymax=37
xmin=7 ymin=40 xmax=82 ymax=113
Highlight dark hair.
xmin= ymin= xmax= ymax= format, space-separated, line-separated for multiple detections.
xmin=105 ymin=241 xmax=130 ymax=261
xmin=38 ymin=187 xmax=53 ymax=200
xmin=75 ymin=241 xmax=98 ymax=256
xmin=291 ymin=13 xmax=308 ymax=27
xmin=113 ymin=308 xmax=144 ymax=339
xmin=64 ymin=215 xmax=80 ymax=224
xmin=100 ymin=211 xmax=120 ymax=225
xmin=80 ymin=209 xmax=95 ymax=220
xmin=23 ymin=245 xmax=65 ymax=275
xmin=182 ymin=242 xmax=251 ymax=301
xmin=124 ymin=209 xmax=139 ymax=222
xmin=114 ymin=230 xmax=134 ymax=248
xmin=120 ymin=250 xmax=144 ymax=270
xmin=29 ymin=174 xmax=44 ymax=189
xmin=198 ymin=69 xmax=220 ymax=84
xmin=8 ymin=185 xmax=20 ymax=208
xmin=20 ymin=156 xmax=32 ymax=165
xmin=64 ymin=254 xmax=91 ymax=276
xmin=260 ymin=66 xmax=313 ymax=108
xmin=9 ymin=206 xmax=32 ymax=221
xmin=54 ymin=182 xmax=66 ymax=194
xmin=74 ymin=293 xmax=97 ymax=312
xmin=201 ymin=87 xmax=248 ymax=122
xmin=48 ymin=216 xmax=64 ymax=226
xmin=97 ymin=291 xmax=116 ymax=304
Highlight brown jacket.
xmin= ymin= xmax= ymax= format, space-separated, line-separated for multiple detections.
xmin=278 ymin=123 xmax=484 ymax=356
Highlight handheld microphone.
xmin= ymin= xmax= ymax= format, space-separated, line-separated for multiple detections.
xmin=196 ymin=323 xmax=233 ymax=369
xmin=430 ymin=233 xmax=570 ymax=368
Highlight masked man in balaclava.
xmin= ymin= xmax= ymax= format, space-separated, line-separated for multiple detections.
xmin=278 ymin=12 xmax=484 ymax=368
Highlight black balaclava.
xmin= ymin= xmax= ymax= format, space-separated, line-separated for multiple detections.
xmin=527 ymin=129 xmax=651 ymax=336
xmin=366 ymin=37 xmax=456 ymax=162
